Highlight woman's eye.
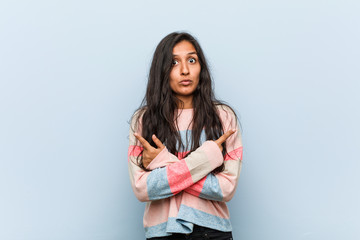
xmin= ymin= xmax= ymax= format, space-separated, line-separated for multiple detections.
xmin=172 ymin=60 xmax=179 ymax=65
xmin=189 ymin=58 xmax=196 ymax=63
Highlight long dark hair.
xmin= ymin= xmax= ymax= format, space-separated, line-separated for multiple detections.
xmin=132 ymin=32 xmax=237 ymax=172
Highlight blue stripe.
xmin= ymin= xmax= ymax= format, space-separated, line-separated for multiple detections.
xmin=144 ymin=222 xmax=171 ymax=238
xmin=199 ymin=173 xmax=223 ymax=201
xmin=177 ymin=204 xmax=232 ymax=232
xmin=178 ymin=129 xmax=206 ymax=151
xmin=146 ymin=167 xmax=173 ymax=200
xmin=166 ymin=217 xmax=194 ymax=233
xmin=144 ymin=204 xmax=232 ymax=238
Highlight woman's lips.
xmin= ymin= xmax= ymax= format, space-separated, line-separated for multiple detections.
xmin=179 ymin=80 xmax=192 ymax=86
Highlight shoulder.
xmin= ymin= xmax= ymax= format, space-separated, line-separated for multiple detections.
xmin=216 ymin=104 xmax=243 ymax=147
xmin=216 ymin=104 xmax=235 ymax=113
xmin=131 ymin=107 xmax=147 ymax=122
xmin=129 ymin=107 xmax=147 ymax=132
xmin=215 ymin=104 xmax=237 ymax=122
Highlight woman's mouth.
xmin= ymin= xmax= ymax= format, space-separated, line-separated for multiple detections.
xmin=180 ymin=80 xmax=192 ymax=86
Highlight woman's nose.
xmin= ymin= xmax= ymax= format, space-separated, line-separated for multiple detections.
xmin=180 ymin=63 xmax=189 ymax=75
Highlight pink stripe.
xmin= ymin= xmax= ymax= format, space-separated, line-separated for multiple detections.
xmin=176 ymin=151 xmax=190 ymax=160
xmin=225 ymin=147 xmax=243 ymax=161
xmin=185 ymin=176 xmax=206 ymax=197
xmin=167 ymin=160 xmax=193 ymax=195
xmin=128 ymin=145 xmax=143 ymax=157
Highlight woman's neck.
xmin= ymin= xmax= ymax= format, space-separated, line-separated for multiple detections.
xmin=176 ymin=95 xmax=193 ymax=109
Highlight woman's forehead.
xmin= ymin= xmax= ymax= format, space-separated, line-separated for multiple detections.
xmin=172 ymin=41 xmax=197 ymax=56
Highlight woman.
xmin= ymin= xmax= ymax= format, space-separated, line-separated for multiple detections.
xmin=128 ymin=32 xmax=243 ymax=240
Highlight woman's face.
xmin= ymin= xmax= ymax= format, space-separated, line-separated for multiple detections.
xmin=169 ymin=40 xmax=201 ymax=102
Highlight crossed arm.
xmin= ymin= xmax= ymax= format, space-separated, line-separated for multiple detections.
xmin=127 ymin=111 xmax=242 ymax=202
xmin=134 ymin=130 xmax=235 ymax=169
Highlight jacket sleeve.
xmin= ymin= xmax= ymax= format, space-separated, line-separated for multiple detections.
xmin=183 ymin=106 xmax=243 ymax=202
xmin=128 ymin=114 xmax=224 ymax=202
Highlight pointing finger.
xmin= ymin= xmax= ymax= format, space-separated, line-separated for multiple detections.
xmin=216 ymin=129 xmax=236 ymax=145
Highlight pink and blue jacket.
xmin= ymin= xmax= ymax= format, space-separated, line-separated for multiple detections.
xmin=128 ymin=106 xmax=243 ymax=238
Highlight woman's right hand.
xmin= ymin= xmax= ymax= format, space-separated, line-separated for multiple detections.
xmin=214 ymin=129 xmax=236 ymax=152
xmin=134 ymin=133 xmax=165 ymax=168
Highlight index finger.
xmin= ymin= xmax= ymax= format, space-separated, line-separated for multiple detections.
xmin=134 ymin=133 xmax=152 ymax=150
xmin=216 ymin=129 xmax=236 ymax=145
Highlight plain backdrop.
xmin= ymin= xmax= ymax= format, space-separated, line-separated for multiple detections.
xmin=0 ymin=0 xmax=359 ymax=239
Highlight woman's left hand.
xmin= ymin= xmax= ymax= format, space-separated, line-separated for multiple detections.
xmin=134 ymin=133 xmax=165 ymax=168
xmin=214 ymin=129 xmax=236 ymax=152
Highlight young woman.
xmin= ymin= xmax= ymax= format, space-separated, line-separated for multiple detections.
xmin=128 ymin=32 xmax=243 ymax=240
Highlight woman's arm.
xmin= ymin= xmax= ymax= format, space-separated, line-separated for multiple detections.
xmin=183 ymin=146 xmax=242 ymax=202
xmin=183 ymin=106 xmax=243 ymax=202
xmin=128 ymin=117 xmax=225 ymax=202
xmin=144 ymin=144 xmax=243 ymax=202
xmin=144 ymin=141 xmax=243 ymax=202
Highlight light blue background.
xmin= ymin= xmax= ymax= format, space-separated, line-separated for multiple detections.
xmin=0 ymin=0 xmax=359 ymax=239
